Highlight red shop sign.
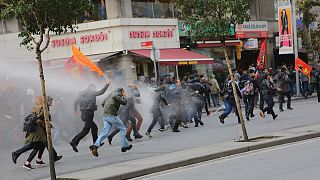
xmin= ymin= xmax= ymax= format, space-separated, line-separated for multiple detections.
xmin=130 ymin=29 xmax=174 ymax=39
xmin=51 ymin=32 xmax=108 ymax=48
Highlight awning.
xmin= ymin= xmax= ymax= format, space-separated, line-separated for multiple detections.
xmin=129 ymin=48 xmax=213 ymax=66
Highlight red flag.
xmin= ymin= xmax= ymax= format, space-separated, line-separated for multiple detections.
xmin=295 ymin=58 xmax=311 ymax=77
xmin=257 ymin=40 xmax=266 ymax=69
xmin=64 ymin=56 xmax=83 ymax=78
xmin=71 ymin=45 xmax=105 ymax=78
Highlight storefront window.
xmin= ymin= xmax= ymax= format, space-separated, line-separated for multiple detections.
xmin=132 ymin=1 xmax=176 ymax=19
xmin=132 ymin=2 xmax=154 ymax=18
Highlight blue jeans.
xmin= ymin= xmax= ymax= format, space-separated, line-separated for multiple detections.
xmin=94 ymin=115 xmax=128 ymax=148
xmin=301 ymin=81 xmax=309 ymax=96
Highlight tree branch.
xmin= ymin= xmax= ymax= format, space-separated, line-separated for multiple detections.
xmin=20 ymin=15 xmax=39 ymax=46
xmin=40 ymin=29 xmax=50 ymax=53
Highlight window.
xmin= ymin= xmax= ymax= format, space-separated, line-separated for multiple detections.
xmin=78 ymin=0 xmax=107 ymax=23
xmin=132 ymin=1 xmax=176 ymax=19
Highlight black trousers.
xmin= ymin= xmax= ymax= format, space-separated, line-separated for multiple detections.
xmin=147 ymin=108 xmax=165 ymax=133
xmin=13 ymin=142 xmax=45 ymax=162
xmin=259 ymin=93 xmax=265 ymax=111
xmin=36 ymin=143 xmax=59 ymax=160
xmin=194 ymin=105 xmax=204 ymax=126
xmin=262 ymin=94 xmax=276 ymax=118
xmin=71 ymin=111 xmax=97 ymax=146
xmin=279 ymin=92 xmax=291 ymax=110
xmin=247 ymin=94 xmax=255 ymax=117
xmin=308 ymin=82 xmax=320 ymax=102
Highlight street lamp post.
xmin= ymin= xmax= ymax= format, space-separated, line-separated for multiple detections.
xmin=292 ymin=0 xmax=301 ymax=96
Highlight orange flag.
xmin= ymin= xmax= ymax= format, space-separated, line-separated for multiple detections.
xmin=295 ymin=58 xmax=311 ymax=77
xmin=71 ymin=45 xmax=105 ymax=78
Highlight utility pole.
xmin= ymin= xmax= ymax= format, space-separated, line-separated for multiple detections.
xmin=151 ymin=42 xmax=159 ymax=82
xmin=292 ymin=0 xmax=301 ymax=96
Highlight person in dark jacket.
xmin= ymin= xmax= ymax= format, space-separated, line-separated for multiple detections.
xmin=259 ymin=73 xmax=278 ymax=119
xmin=247 ymin=69 xmax=259 ymax=120
xmin=145 ymin=84 xmax=170 ymax=137
xmin=307 ymin=67 xmax=320 ymax=102
xmin=219 ymin=76 xmax=243 ymax=124
xmin=274 ymin=67 xmax=293 ymax=111
xmin=70 ymin=82 xmax=110 ymax=152
xmin=90 ymin=88 xmax=131 ymax=157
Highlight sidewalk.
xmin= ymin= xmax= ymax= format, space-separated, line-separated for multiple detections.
xmin=205 ymin=94 xmax=316 ymax=113
xmin=54 ymin=123 xmax=320 ymax=180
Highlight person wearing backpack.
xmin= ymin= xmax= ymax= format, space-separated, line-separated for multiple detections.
xmin=70 ymin=81 xmax=110 ymax=152
xmin=218 ymin=75 xmax=243 ymax=124
xmin=11 ymin=96 xmax=61 ymax=169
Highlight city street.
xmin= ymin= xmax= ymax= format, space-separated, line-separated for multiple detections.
xmin=134 ymin=137 xmax=320 ymax=180
xmin=0 ymin=98 xmax=319 ymax=180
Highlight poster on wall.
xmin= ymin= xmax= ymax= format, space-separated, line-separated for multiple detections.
xmin=278 ymin=3 xmax=294 ymax=54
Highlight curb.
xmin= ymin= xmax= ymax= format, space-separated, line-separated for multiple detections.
xmin=58 ymin=125 xmax=320 ymax=180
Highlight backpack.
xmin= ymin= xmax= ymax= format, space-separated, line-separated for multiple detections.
xmin=244 ymin=82 xmax=254 ymax=95
xmin=23 ymin=113 xmax=38 ymax=132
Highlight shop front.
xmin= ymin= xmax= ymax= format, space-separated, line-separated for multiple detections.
xmin=129 ymin=48 xmax=213 ymax=80
xmin=235 ymin=21 xmax=272 ymax=70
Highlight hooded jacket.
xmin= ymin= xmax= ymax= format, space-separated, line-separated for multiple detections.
xmin=103 ymin=88 xmax=127 ymax=116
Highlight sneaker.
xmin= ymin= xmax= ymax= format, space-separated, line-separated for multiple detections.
xmin=22 ymin=163 xmax=34 ymax=170
xmin=145 ymin=132 xmax=152 ymax=138
xmin=134 ymin=134 xmax=143 ymax=139
xmin=70 ymin=142 xmax=78 ymax=153
xmin=250 ymin=114 xmax=255 ymax=118
xmin=279 ymin=109 xmax=284 ymax=112
xmin=219 ymin=115 xmax=224 ymax=124
xmin=126 ymin=135 xmax=133 ymax=142
xmin=89 ymin=145 xmax=98 ymax=157
xmin=246 ymin=116 xmax=250 ymax=121
xmin=121 ymin=145 xmax=133 ymax=152
xmin=54 ymin=155 xmax=62 ymax=162
xmin=158 ymin=128 xmax=167 ymax=132
xmin=172 ymin=129 xmax=180 ymax=132
xmin=35 ymin=160 xmax=45 ymax=166
xmin=259 ymin=110 xmax=265 ymax=118
xmin=273 ymin=114 xmax=278 ymax=120
xmin=180 ymin=124 xmax=188 ymax=128
xmin=199 ymin=121 xmax=204 ymax=126
xmin=287 ymin=107 xmax=293 ymax=110
xmin=12 ymin=152 xmax=18 ymax=164
xmin=108 ymin=136 xmax=113 ymax=145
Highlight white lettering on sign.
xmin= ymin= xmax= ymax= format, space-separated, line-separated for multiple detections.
xmin=236 ymin=21 xmax=268 ymax=32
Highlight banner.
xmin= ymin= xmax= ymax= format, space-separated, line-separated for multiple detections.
xmin=257 ymin=40 xmax=266 ymax=69
xmin=295 ymin=58 xmax=311 ymax=77
xmin=64 ymin=56 xmax=83 ymax=78
xmin=71 ymin=45 xmax=106 ymax=78
xmin=278 ymin=3 xmax=294 ymax=54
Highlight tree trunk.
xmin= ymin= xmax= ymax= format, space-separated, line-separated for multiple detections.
xmin=222 ymin=44 xmax=249 ymax=142
xmin=36 ymin=49 xmax=57 ymax=180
